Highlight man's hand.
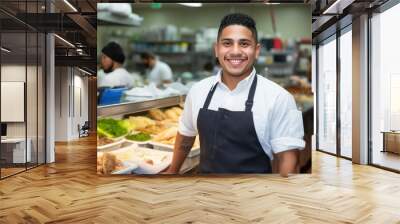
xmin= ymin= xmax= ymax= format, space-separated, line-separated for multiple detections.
xmin=277 ymin=149 xmax=298 ymax=177
xmin=161 ymin=167 xmax=177 ymax=175
xmin=162 ymin=132 xmax=195 ymax=174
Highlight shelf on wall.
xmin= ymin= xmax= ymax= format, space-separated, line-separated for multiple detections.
xmin=97 ymin=95 xmax=186 ymax=117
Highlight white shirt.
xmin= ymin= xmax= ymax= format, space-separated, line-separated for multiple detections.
xmin=148 ymin=60 xmax=173 ymax=86
xmin=98 ymin=68 xmax=135 ymax=89
xmin=178 ymin=68 xmax=305 ymax=160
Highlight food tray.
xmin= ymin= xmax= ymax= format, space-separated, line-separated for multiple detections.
xmin=149 ymin=141 xmax=200 ymax=158
xmin=111 ymin=144 xmax=172 ymax=174
xmin=97 ymin=138 xmax=126 ymax=152
xmin=125 ymin=139 xmax=151 ymax=145
xmin=111 ymin=161 xmax=139 ymax=174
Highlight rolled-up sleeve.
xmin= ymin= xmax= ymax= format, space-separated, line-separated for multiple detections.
xmin=178 ymin=89 xmax=197 ymax=137
xmin=269 ymin=92 xmax=305 ymax=154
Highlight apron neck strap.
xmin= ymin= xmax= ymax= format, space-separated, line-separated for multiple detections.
xmin=245 ymin=75 xmax=257 ymax=111
xmin=202 ymin=74 xmax=258 ymax=111
xmin=203 ymin=82 xmax=219 ymax=109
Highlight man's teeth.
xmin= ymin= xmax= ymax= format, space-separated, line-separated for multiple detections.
xmin=229 ymin=59 xmax=244 ymax=64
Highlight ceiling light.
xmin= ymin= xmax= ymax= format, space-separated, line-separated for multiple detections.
xmin=1 ymin=47 xmax=11 ymax=53
xmin=264 ymin=3 xmax=280 ymax=5
xmin=178 ymin=3 xmax=202 ymax=7
xmin=63 ymin=0 xmax=78 ymax=12
xmin=322 ymin=0 xmax=352 ymax=15
xmin=54 ymin=34 xmax=75 ymax=48
xmin=78 ymin=67 xmax=92 ymax=76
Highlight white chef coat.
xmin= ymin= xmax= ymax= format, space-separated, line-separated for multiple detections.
xmin=98 ymin=68 xmax=135 ymax=89
xmin=178 ymin=68 xmax=305 ymax=159
xmin=148 ymin=60 xmax=173 ymax=86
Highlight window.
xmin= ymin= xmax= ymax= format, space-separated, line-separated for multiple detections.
xmin=339 ymin=28 xmax=352 ymax=158
xmin=370 ymin=2 xmax=400 ymax=171
xmin=317 ymin=36 xmax=337 ymax=154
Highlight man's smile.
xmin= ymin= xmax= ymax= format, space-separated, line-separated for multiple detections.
xmin=225 ymin=57 xmax=248 ymax=67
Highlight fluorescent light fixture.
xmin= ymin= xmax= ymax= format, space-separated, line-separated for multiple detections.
xmin=54 ymin=34 xmax=75 ymax=48
xmin=265 ymin=3 xmax=280 ymax=5
xmin=63 ymin=0 xmax=78 ymax=12
xmin=322 ymin=0 xmax=354 ymax=14
xmin=78 ymin=67 xmax=92 ymax=76
xmin=178 ymin=3 xmax=202 ymax=7
xmin=1 ymin=47 xmax=11 ymax=53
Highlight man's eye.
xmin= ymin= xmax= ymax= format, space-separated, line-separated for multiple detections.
xmin=222 ymin=42 xmax=231 ymax=46
xmin=240 ymin=42 xmax=250 ymax=47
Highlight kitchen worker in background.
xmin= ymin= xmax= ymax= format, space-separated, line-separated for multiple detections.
xmin=140 ymin=52 xmax=173 ymax=87
xmin=212 ymin=58 xmax=221 ymax=75
xmin=98 ymin=41 xmax=134 ymax=89
xmin=164 ymin=13 xmax=305 ymax=176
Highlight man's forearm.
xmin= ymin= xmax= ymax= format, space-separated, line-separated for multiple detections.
xmin=278 ymin=149 xmax=298 ymax=177
xmin=166 ymin=132 xmax=196 ymax=174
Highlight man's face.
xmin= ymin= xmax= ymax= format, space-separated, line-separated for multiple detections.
xmin=101 ymin=54 xmax=114 ymax=73
xmin=214 ymin=25 xmax=260 ymax=78
xmin=142 ymin=58 xmax=155 ymax=69
xmin=142 ymin=58 xmax=150 ymax=68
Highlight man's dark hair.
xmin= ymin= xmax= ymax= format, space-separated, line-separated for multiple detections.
xmin=140 ymin=52 xmax=155 ymax=60
xmin=217 ymin=13 xmax=258 ymax=42
xmin=102 ymin=41 xmax=125 ymax=64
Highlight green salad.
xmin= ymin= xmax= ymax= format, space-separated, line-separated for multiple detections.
xmin=97 ymin=118 xmax=128 ymax=138
xmin=126 ymin=132 xmax=151 ymax=142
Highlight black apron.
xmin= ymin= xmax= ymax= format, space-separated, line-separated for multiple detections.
xmin=197 ymin=75 xmax=272 ymax=173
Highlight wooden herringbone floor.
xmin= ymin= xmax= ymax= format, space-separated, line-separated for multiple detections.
xmin=1 ymin=135 xmax=400 ymax=224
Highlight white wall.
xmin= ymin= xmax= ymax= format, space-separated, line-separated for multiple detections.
xmin=1 ymin=65 xmax=38 ymax=138
xmin=1 ymin=64 xmax=46 ymax=164
xmin=55 ymin=67 xmax=69 ymax=141
xmin=133 ymin=4 xmax=311 ymax=39
xmin=71 ymin=73 xmax=89 ymax=139
xmin=54 ymin=67 xmax=89 ymax=141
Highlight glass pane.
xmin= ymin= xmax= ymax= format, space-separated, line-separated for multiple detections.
xmin=371 ymin=4 xmax=400 ymax=171
xmin=340 ymin=29 xmax=352 ymax=158
xmin=312 ymin=45 xmax=317 ymax=151
xmin=318 ymin=37 xmax=337 ymax=154
xmin=38 ymin=32 xmax=45 ymax=165
xmin=27 ymin=31 xmax=38 ymax=169
xmin=1 ymin=31 xmax=27 ymax=177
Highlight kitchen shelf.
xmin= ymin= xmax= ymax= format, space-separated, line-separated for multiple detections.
xmin=98 ymin=95 xmax=186 ymax=117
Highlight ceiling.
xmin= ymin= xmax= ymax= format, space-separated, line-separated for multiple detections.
xmin=311 ymin=0 xmax=389 ymax=42
xmin=1 ymin=0 xmax=394 ymax=72
xmin=0 ymin=0 xmax=97 ymax=73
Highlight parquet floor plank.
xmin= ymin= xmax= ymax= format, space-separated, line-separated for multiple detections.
xmin=0 ymin=135 xmax=400 ymax=223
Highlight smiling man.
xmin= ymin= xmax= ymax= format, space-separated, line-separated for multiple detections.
xmin=165 ymin=13 xmax=305 ymax=176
